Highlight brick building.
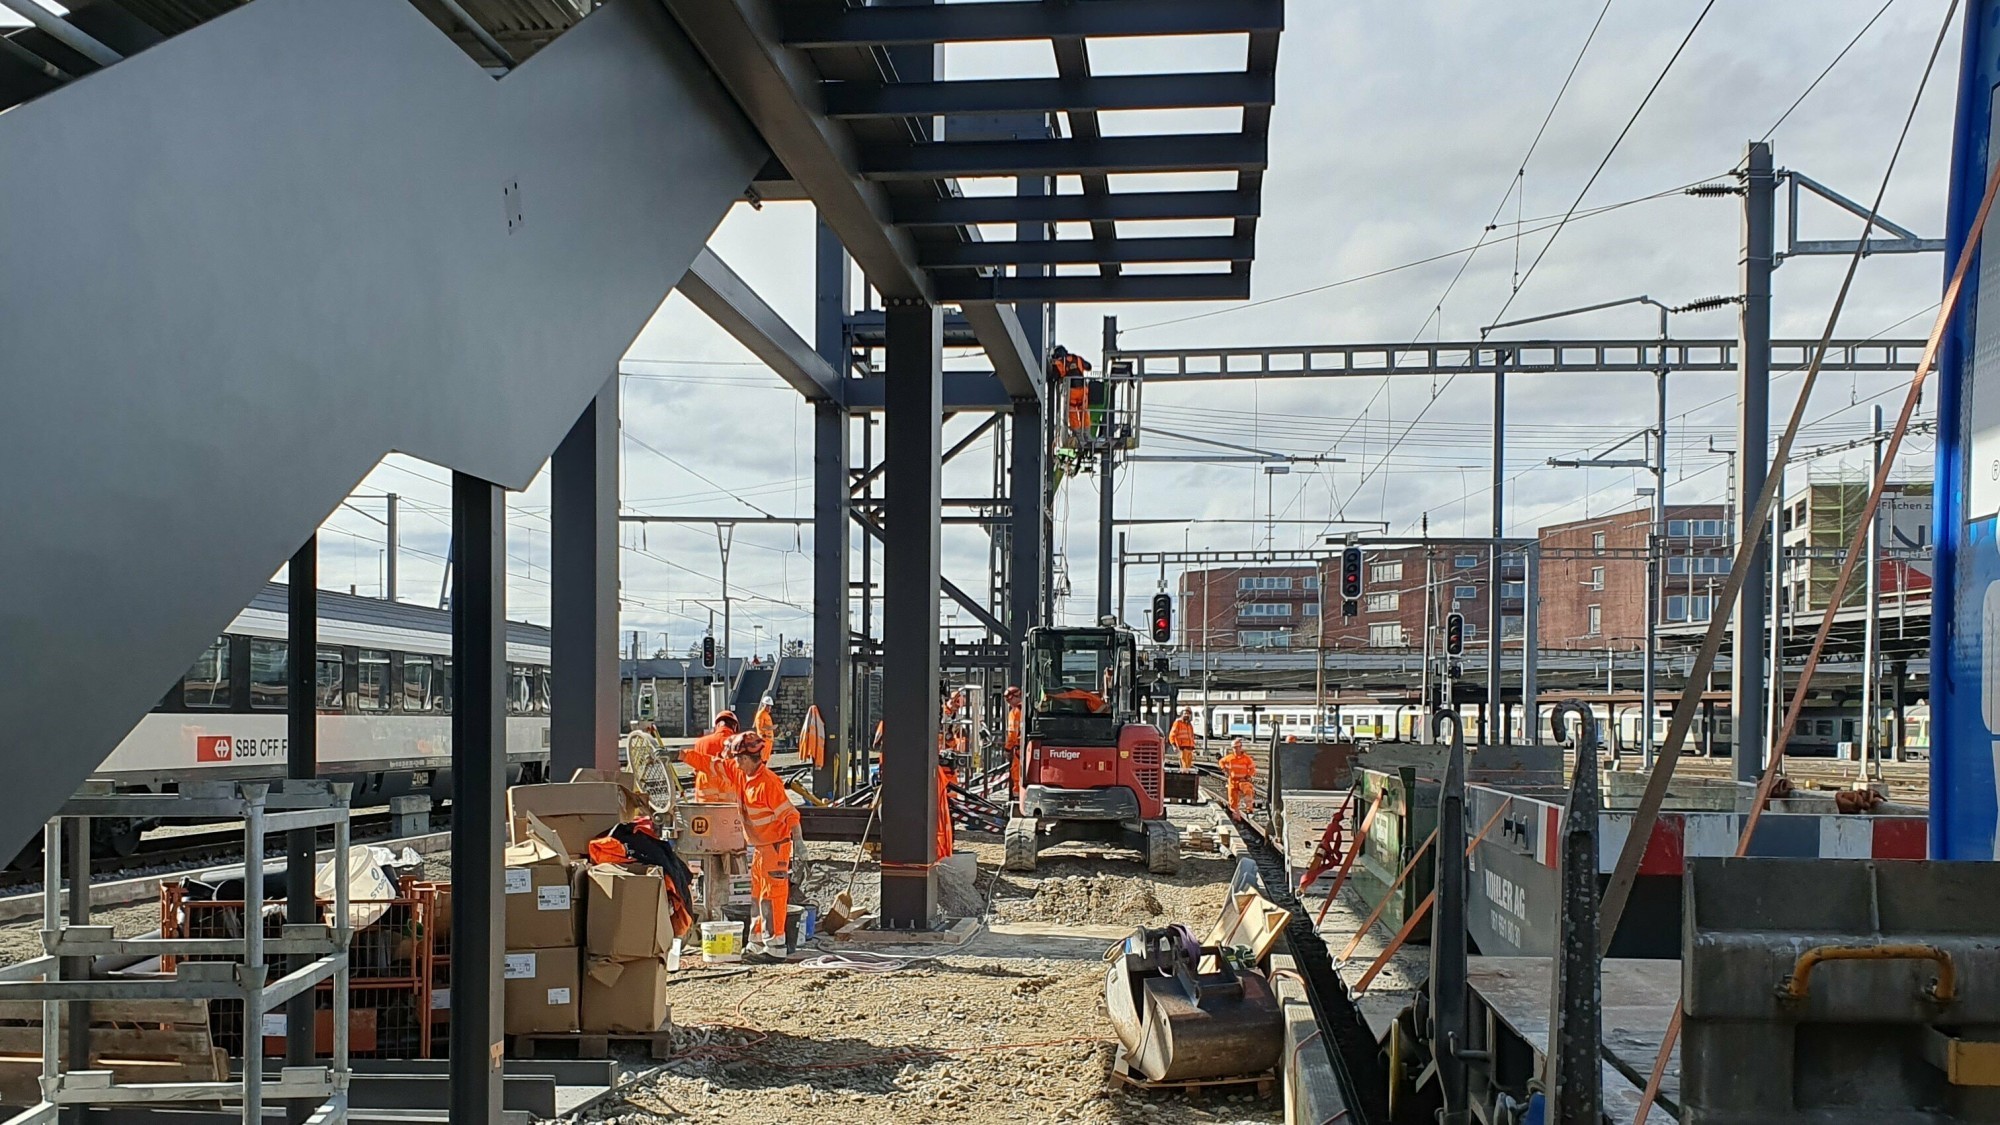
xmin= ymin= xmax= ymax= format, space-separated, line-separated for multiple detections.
xmin=1535 ymin=504 xmax=1732 ymax=649
xmin=1175 ymin=545 xmax=1516 ymax=652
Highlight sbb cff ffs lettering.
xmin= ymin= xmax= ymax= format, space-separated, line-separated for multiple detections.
xmin=1445 ymin=612 xmax=1465 ymax=657
xmin=701 ymin=635 xmax=716 ymax=670
xmin=1150 ymin=593 xmax=1173 ymax=643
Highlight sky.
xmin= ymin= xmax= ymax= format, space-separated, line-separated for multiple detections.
xmin=229 ymin=0 xmax=1964 ymax=657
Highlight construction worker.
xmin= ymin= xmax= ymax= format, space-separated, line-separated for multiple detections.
xmin=754 ymin=694 xmax=776 ymax=749
xmin=683 ymin=710 xmax=740 ymax=802
xmin=1219 ymin=738 xmax=1256 ymax=816
xmin=1168 ymin=708 xmax=1198 ymax=771
xmin=1051 ymin=345 xmax=1092 ymax=438
xmin=1004 ymin=685 xmax=1024 ymax=794
xmin=718 ymin=731 xmax=802 ymax=952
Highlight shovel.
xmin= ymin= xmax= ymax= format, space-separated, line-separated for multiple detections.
xmin=822 ymin=790 xmax=884 ymax=934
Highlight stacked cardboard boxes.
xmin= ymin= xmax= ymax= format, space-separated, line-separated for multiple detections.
xmin=502 ymin=819 xmax=581 ymax=1035
xmin=580 ymin=864 xmax=672 ymax=1034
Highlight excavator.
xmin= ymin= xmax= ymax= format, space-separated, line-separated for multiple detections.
xmin=1005 ymin=623 xmax=1181 ymax=874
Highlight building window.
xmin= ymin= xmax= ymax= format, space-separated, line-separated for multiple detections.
xmin=1664 ymin=595 xmax=1715 ymax=623
xmin=1302 ymin=602 xmax=1319 ymax=617
xmin=1453 ymin=554 xmax=1478 ymax=569
xmin=1240 ymin=602 xmax=1293 ymax=618
xmin=1239 ymin=630 xmax=1293 ymax=649
xmin=1370 ymin=561 xmax=1404 ymax=583
xmin=1500 ymin=581 xmax=1525 ymax=600
xmin=1592 ymin=532 xmax=1607 ymax=554
xmin=1586 ymin=605 xmax=1602 ymax=636
xmin=1502 ymin=615 xmax=1524 ymax=639
xmin=249 ymin=639 xmax=287 ymax=711
xmin=404 ymin=655 xmax=439 ymax=711
xmin=357 ymin=649 xmax=391 ymax=712
xmin=1368 ymin=623 xmax=1405 ymax=647
xmin=1301 ymin=576 xmax=1319 ymax=590
xmin=182 ymin=636 xmax=231 ymax=709
xmin=1452 ymin=584 xmax=1477 ymax=600
xmin=1588 ymin=566 xmax=1604 ymax=590
xmin=1668 ymin=519 xmax=1727 ymax=539
xmin=1364 ymin=591 xmax=1400 ymax=613
xmin=1237 ymin=576 xmax=1294 ymax=591
xmin=1668 ymin=556 xmax=1728 ymax=576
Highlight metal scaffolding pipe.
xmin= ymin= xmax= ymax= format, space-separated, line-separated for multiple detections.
xmin=0 ymin=0 xmax=119 ymax=67
xmin=433 ymin=0 xmax=519 ymax=68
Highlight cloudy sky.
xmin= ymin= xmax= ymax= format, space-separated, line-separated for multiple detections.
xmin=275 ymin=0 xmax=1962 ymax=656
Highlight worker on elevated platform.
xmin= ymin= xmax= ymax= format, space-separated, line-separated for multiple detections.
xmin=683 ymin=710 xmax=740 ymax=802
xmin=1004 ymin=685 xmax=1024 ymax=794
xmin=754 ymin=694 xmax=776 ymax=749
xmin=1219 ymin=738 xmax=1256 ymax=816
xmin=1052 ymin=345 xmax=1093 ymax=439
xmin=1168 ymin=708 xmax=1198 ymax=771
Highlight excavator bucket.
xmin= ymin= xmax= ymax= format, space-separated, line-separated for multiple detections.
xmin=1104 ymin=926 xmax=1284 ymax=1084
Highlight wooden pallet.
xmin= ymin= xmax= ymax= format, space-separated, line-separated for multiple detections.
xmin=507 ymin=1027 xmax=676 ymax=1061
xmin=1110 ymin=1051 xmax=1276 ymax=1100
xmin=0 ymin=999 xmax=228 ymax=1105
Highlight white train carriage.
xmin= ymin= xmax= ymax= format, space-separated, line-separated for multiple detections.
xmin=89 ymin=582 xmax=553 ymax=801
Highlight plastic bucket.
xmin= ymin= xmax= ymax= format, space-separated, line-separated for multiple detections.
xmin=699 ymin=920 xmax=744 ymax=963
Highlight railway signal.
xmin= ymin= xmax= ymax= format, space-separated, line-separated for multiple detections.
xmin=1341 ymin=547 xmax=1363 ymax=617
xmin=701 ymin=634 xmax=716 ymax=670
xmin=1445 ymin=612 xmax=1465 ymax=657
xmin=1150 ymin=593 xmax=1173 ymax=643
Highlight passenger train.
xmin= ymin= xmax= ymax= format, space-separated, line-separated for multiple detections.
xmin=1189 ymin=698 xmax=1924 ymax=758
xmin=60 ymin=584 xmax=553 ymax=858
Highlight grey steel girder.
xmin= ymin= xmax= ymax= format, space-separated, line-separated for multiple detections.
xmin=681 ymin=246 xmax=843 ymax=404
xmin=0 ymin=0 xmax=764 ymax=859
xmin=656 ymin=0 xmax=1042 ymax=400
xmin=1109 ymin=338 xmax=1930 ymax=380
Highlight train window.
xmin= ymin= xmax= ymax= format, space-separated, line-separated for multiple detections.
xmin=509 ymin=665 xmax=532 ymax=715
xmin=437 ymin=658 xmax=453 ymax=714
xmin=356 ymin=650 xmax=391 ymax=712
xmin=315 ymin=648 xmax=344 ymax=710
xmin=535 ymin=667 xmax=553 ymax=714
xmin=404 ymin=656 xmax=437 ymax=711
xmin=182 ymin=636 xmax=230 ymax=709
xmin=249 ymin=639 xmax=287 ymax=710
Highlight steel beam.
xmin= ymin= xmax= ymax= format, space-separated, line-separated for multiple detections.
xmin=853 ymin=512 xmax=1010 ymax=639
xmin=958 ymin=302 xmax=1041 ymax=399
xmin=550 ymin=374 xmax=620 ymax=778
xmin=918 ymin=234 xmax=1252 ymax=269
xmin=879 ymin=299 xmax=942 ymax=928
xmin=1109 ymin=338 xmax=1930 ymax=380
xmin=681 ymin=247 xmax=843 ymax=403
xmin=861 ymin=133 xmax=1266 ymax=180
xmin=782 ymin=0 xmax=1284 ymax=46
xmin=1734 ymin=143 xmax=1775 ymax=781
xmin=935 ymin=272 xmax=1251 ymax=304
xmin=449 ymin=473 xmax=505 ymax=1120
xmin=812 ymin=220 xmax=849 ymax=793
xmin=823 ymin=71 xmax=1273 ymax=118
xmin=1009 ymin=397 xmax=1046 ymax=683
xmin=893 ymin=189 xmax=1260 ymax=227
xmin=845 ymin=370 xmax=1014 ymax=412
xmin=283 ymin=536 xmax=316 ymax=1125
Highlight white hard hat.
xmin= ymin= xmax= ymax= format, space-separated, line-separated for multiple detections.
xmin=761 ymin=694 xmax=774 ymax=706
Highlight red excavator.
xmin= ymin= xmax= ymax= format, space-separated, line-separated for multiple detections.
xmin=1005 ymin=624 xmax=1181 ymax=874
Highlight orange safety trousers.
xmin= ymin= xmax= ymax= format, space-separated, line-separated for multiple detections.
xmin=1179 ymin=746 xmax=1195 ymax=771
xmin=1227 ymin=780 xmax=1254 ymax=814
xmin=1067 ymin=385 xmax=1089 ymax=433
xmin=750 ymin=839 xmax=792 ymax=943
xmin=936 ymin=766 xmax=955 ymax=861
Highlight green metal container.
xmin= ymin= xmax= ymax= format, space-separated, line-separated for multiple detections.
xmin=1348 ymin=765 xmax=1437 ymax=941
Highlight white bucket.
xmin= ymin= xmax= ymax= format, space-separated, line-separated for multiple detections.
xmin=700 ymin=920 xmax=745 ymax=964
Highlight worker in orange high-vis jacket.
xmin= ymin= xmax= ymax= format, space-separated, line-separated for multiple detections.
xmin=1219 ymin=738 xmax=1256 ymax=816
xmin=720 ymin=731 xmax=802 ymax=951
xmin=1051 ymin=346 xmax=1092 ymax=437
xmin=1168 ymin=708 xmax=1198 ymax=771
xmin=935 ymin=736 xmax=957 ymax=862
xmin=683 ymin=710 xmax=740 ymax=802
xmin=1003 ymin=685 xmax=1025 ymax=794
xmin=754 ymin=695 xmax=776 ymax=748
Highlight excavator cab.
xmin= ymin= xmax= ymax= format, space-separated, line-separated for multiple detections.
xmin=1008 ymin=625 xmax=1180 ymax=874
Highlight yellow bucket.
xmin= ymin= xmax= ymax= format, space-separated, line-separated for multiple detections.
xmin=699 ymin=920 xmax=744 ymax=964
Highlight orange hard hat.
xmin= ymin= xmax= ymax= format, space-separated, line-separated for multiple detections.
xmin=726 ymin=730 xmax=769 ymax=763
xmin=713 ymin=710 xmax=739 ymax=730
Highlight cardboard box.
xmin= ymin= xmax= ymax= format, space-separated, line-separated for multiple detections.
xmin=508 ymin=782 xmax=634 ymax=858
xmin=502 ymin=947 xmax=579 ymax=1036
xmin=581 ymin=956 xmax=670 ymax=1034
xmin=504 ymin=826 xmax=580 ymax=951
xmin=583 ymin=863 xmax=673 ymax=959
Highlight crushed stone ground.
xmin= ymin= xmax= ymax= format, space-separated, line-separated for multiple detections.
xmin=579 ymin=807 xmax=1278 ymax=1125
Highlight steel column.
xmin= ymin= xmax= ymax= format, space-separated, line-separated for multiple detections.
xmin=385 ymin=493 xmax=398 ymax=603
xmin=1643 ymin=367 xmax=1665 ymax=767
xmin=1733 ymin=142 xmax=1775 ymax=781
xmin=1524 ymin=544 xmax=1540 ymax=744
xmin=1010 ymin=398 xmax=1046 ymax=683
xmin=449 ymin=473 xmax=505 ymax=1118
xmin=880 ymin=299 xmax=942 ymax=928
xmin=1097 ymin=316 xmax=1117 ymax=621
xmin=814 ymin=218 xmax=852 ymax=793
xmin=551 ymin=374 xmax=621 ymax=777
xmin=284 ymin=537 xmax=318 ymax=1123
xmin=1865 ymin=405 xmax=1884 ymax=777
xmin=1489 ymin=355 xmax=1505 ymax=746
